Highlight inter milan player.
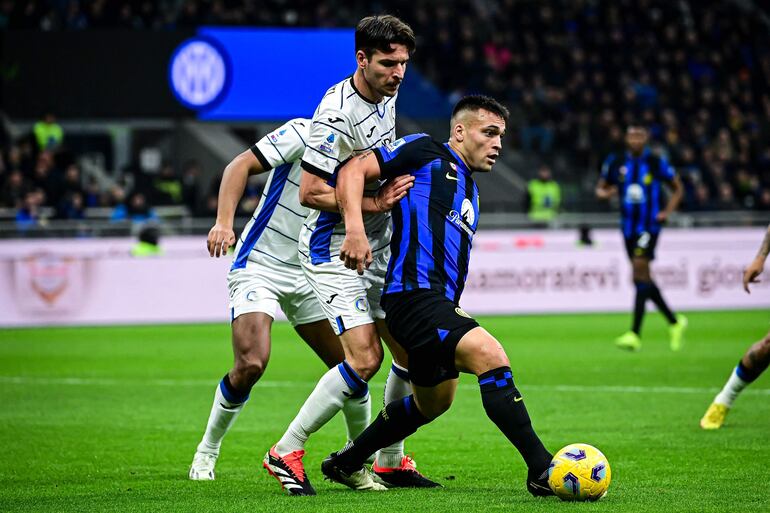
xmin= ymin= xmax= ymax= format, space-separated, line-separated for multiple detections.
xmin=265 ymin=14 xmax=438 ymax=493
xmin=595 ymin=124 xmax=687 ymax=351
xmin=322 ymin=95 xmax=556 ymax=497
xmin=701 ymin=224 xmax=770 ymax=429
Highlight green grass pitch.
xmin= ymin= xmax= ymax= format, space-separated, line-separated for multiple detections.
xmin=1 ymin=310 xmax=768 ymax=512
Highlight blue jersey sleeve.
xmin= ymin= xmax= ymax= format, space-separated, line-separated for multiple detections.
xmin=600 ymin=154 xmax=617 ymax=184
xmin=656 ymin=156 xmax=676 ymax=182
xmin=374 ymin=133 xmax=432 ymax=179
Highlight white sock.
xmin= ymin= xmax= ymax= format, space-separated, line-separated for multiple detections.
xmin=275 ymin=362 xmax=367 ymax=456
xmin=196 ymin=380 xmax=247 ymax=455
xmin=342 ymin=389 xmax=371 ymax=442
xmin=376 ymin=362 xmax=411 ymax=468
xmin=714 ymin=366 xmax=749 ymax=407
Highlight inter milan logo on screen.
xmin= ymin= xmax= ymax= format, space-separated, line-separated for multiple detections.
xmin=169 ymin=38 xmax=230 ymax=109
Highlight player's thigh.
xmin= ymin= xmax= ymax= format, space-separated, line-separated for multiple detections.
xmin=375 ymin=318 xmax=409 ymax=368
xmin=227 ymin=267 xmax=281 ymax=362
xmin=294 ymin=319 xmax=345 ymax=368
xmin=412 ymin=379 xmax=458 ymax=420
xmin=454 ymin=327 xmax=510 ymax=376
xmin=631 ymin=256 xmax=651 ymax=281
xmin=231 ymin=312 xmax=273 ymax=364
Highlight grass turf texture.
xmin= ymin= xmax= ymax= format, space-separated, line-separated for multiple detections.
xmin=1 ymin=311 xmax=768 ymax=512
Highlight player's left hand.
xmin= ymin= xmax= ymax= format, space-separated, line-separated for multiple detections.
xmin=743 ymin=256 xmax=765 ymax=293
xmin=340 ymin=229 xmax=373 ymax=275
xmin=656 ymin=211 xmax=669 ymax=223
xmin=375 ymin=175 xmax=415 ymax=212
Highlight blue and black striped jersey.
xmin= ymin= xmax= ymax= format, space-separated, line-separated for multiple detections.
xmin=373 ymin=134 xmax=480 ymax=303
xmin=600 ymin=148 xmax=676 ymax=237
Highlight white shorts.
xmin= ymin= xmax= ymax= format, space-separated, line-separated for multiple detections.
xmin=227 ymin=258 xmax=326 ymax=327
xmin=300 ymin=247 xmax=390 ymax=335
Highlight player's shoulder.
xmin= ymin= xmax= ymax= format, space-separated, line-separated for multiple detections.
xmin=315 ymin=77 xmax=356 ymax=118
xmin=281 ymin=118 xmax=311 ymax=141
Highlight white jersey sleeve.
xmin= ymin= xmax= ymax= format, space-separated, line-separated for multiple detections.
xmin=252 ymin=118 xmax=310 ymax=169
xmin=300 ymin=92 xmax=356 ymax=177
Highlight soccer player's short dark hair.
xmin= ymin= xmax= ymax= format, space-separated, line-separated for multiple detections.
xmin=451 ymin=95 xmax=510 ymax=123
xmin=355 ymin=15 xmax=415 ymax=58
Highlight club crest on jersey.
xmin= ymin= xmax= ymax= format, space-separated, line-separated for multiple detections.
xmin=354 ymin=296 xmax=369 ymax=313
xmin=319 ymin=133 xmax=336 ymax=154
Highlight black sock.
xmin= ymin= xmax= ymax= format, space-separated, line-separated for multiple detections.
xmin=632 ymin=281 xmax=651 ymax=334
xmin=479 ymin=367 xmax=551 ymax=474
xmin=648 ymin=281 xmax=677 ymax=324
xmin=335 ymin=395 xmax=430 ymax=469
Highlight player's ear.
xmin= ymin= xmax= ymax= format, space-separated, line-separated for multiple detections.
xmin=356 ymin=50 xmax=368 ymax=70
xmin=453 ymin=123 xmax=465 ymax=143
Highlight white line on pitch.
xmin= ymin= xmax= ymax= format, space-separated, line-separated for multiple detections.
xmin=1 ymin=375 xmax=769 ymax=396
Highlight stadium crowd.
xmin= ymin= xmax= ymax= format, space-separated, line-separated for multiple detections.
xmin=1 ymin=0 xmax=769 ymax=218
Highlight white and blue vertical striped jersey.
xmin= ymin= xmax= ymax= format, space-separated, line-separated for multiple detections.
xmin=299 ymin=76 xmax=397 ymax=264
xmin=230 ymin=118 xmax=311 ymax=271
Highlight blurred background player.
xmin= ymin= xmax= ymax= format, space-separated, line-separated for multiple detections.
xmin=189 ymin=118 xmax=410 ymax=494
xmin=325 ymin=95 xmax=555 ymax=496
xmin=265 ymin=15 xmax=439 ymax=491
xmin=596 ymin=124 xmax=687 ymax=351
xmin=700 ymin=224 xmax=770 ymax=429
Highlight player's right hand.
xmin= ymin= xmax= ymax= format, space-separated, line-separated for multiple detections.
xmin=340 ymin=229 xmax=373 ymax=275
xmin=207 ymin=223 xmax=236 ymax=258
xmin=743 ymin=256 xmax=765 ymax=293
xmin=376 ymin=174 xmax=415 ymax=212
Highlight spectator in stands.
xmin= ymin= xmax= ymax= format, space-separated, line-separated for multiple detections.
xmin=58 ymin=191 xmax=85 ymax=220
xmin=16 ymin=188 xmax=45 ymax=227
xmin=525 ymin=164 xmax=561 ymax=223
xmin=1 ymin=169 xmax=29 ymax=208
xmin=153 ymin=163 xmax=183 ymax=205
xmin=33 ymin=112 xmax=63 ymax=151
xmin=111 ymin=191 xmax=157 ymax=223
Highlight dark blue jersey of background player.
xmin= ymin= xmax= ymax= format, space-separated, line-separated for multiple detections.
xmin=596 ymin=125 xmax=683 ymax=241
xmin=371 ymin=133 xmax=479 ymax=303
xmin=599 ymin=147 xmax=675 ymax=238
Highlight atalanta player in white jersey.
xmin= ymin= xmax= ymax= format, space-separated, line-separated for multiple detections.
xmin=188 ymin=119 xmax=410 ymax=493
xmin=265 ymin=15 xmax=439 ymax=493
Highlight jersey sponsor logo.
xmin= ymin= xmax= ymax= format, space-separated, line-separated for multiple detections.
xmin=327 ymin=116 xmax=344 ymax=124
xmin=445 ymin=172 xmax=459 ymax=181
xmin=366 ymin=125 xmax=376 ymax=138
xmin=455 ymin=307 xmax=471 ymax=318
xmin=461 ymin=198 xmax=476 ymax=226
xmin=448 ymin=207 xmax=476 ymax=237
xmin=384 ymin=137 xmax=406 ymax=153
xmin=319 ymin=133 xmax=336 ymax=154
xmin=354 ymin=296 xmax=370 ymax=313
xmin=625 ymin=183 xmax=646 ymax=204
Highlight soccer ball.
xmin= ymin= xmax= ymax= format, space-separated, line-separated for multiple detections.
xmin=547 ymin=443 xmax=611 ymax=501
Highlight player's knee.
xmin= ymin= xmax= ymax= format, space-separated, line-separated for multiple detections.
xmin=350 ymin=354 xmax=382 ymax=381
xmin=235 ymin=354 xmax=268 ymax=384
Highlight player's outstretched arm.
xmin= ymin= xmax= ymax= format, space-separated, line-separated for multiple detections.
xmin=744 ymin=224 xmax=770 ymax=293
xmin=595 ymin=178 xmax=616 ymax=200
xmin=336 ymin=151 xmax=383 ymax=274
xmin=208 ymin=149 xmax=265 ymax=257
xmin=657 ymin=175 xmax=683 ymax=223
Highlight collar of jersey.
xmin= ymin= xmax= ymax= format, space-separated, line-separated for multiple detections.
xmin=348 ymin=76 xmax=385 ymax=106
xmin=443 ymin=143 xmax=471 ymax=174
xmin=625 ymin=147 xmax=650 ymax=160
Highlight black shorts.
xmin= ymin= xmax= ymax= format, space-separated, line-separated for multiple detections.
xmin=382 ymin=289 xmax=480 ymax=387
xmin=624 ymin=231 xmax=659 ymax=260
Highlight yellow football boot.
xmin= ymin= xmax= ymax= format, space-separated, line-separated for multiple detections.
xmin=700 ymin=402 xmax=729 ymax=430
